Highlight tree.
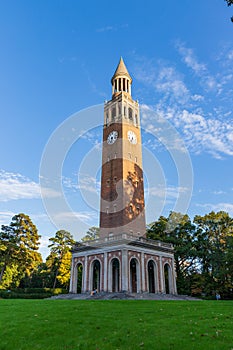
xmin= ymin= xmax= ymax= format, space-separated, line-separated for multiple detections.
xmin=0 ymin=213 xmax=42 ymax=288
xmin=194 ymin=211 xmax=233 ymax=297
xmin=46 ymin=230 xmax=75 ymax=289
xmin=57 ymin=251 xmax=73 ymax=288
xmin=81 ymin=226 xmax=100 ymax=242
xmin=225 ymin=0 xmax=233 ymax=22
xmin=147 ymin=212 xmax=198 ymax=294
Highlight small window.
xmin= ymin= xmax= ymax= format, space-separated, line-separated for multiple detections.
xmin=112 ymin=107 xmax=116 ymax=119
xmin=106 ymin=179 xmax=110 ymax=187
xmin=106 ymin=113 xmax=109 ymax=125
xmin=128 ymin=153 xmax=132 ymax=159
xmin=135 ymin=156 xmax=137 ymax=163
xmin=129 ymin=107 xmax=133 ymax=120
xmin=124 ymin=106 xmax=126 ymax=116
xmin=106 ymin=207 xmax=109 ymax=214
xmin=113 ymin=204 xmax=117 ymax=212
xmin=129 ymin=205 xmax=133 ymax=214
xmin=113 ymin=176 xmax=117 ymax=184
xmin=114 ymin=152 xmax=117 ymax=159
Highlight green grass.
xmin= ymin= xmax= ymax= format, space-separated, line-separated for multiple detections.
xmin=0 ymin=300 xmax=232 ymax=350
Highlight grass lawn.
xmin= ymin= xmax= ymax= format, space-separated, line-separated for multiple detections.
xmin=0 ymin=299 xmax=232 ymax=350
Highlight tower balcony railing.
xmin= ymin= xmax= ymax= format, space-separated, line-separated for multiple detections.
xmin=74 ymin=232 xmax=173 ymax=251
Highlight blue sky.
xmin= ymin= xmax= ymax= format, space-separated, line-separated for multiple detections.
xmin=0 ymin=1 xmax=232 ymax=259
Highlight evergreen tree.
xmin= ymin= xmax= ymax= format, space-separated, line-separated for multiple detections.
xmin=46 ymin=230 xmax=75 ymax=289
xmin=81 ymin=227 xmax=100 ymax=241
xmin=0 ymin=213 xmax=42 ymax=288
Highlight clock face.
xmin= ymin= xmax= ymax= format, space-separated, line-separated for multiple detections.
xmin=127 ymin=130 xmax=137 ymax=144
xmin=107 ymin=131 xmax=118 ymax=144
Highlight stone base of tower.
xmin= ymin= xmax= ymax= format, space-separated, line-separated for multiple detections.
xmin=69 ymin=233 xmax=177 ymax=295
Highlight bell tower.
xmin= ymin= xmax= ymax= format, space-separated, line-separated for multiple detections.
xmin=99 ymin=57 xmax=146 ymax=238
xmin=70 ymin=58 xmax=177 ymax=296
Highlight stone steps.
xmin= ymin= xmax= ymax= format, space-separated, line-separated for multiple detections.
xmin=50 ymin=292 xmax=200 ymax=301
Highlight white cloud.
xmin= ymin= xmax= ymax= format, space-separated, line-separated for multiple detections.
xmin=227 ymin=50 xmax=233 ymax=61
xmin=96 ymin=24 xmax=128 ymax=33
xmin=176 ymin=42 xmax=233 ymax=98
xmin=147 ymin=185 xmax=189 ymax=199
xmin=134 ymin=58 xmax=190 ymax=105
xmin=63 ymin=174 xmax=100 ymax=194
xmin=0 ymin=170 xmax=61 ymax=202
xmin=53 ymin=211 xmax=98 ymax=224
xmin=176 ymin=110 xmax=233 ymax=157
xmin=175 ymin=42 xmax=207 ymax=75
xmin=141 ymin=104 xmax=233 ymax=158
xmin=196 ymin=203 xmax=233 ymax=217
xmin=0 ymin=170 xmax=40 ymax=201
xmin=191 ymin=94 xmax=204 ymax=101
xmin=212 ymin=190 xmax=226 ymax=195
xmin=156 ymin=66 xmax=189 ymax=100
xmin=140 ymin=104 xmax=188 ymax=154
xmin=0 ymin=211 xmax=16 ymax=226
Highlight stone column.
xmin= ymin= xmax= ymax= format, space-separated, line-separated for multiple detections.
xmin=104 ymin=252 xmax=108 ymax=292
xmin=159 ymin=256 xmax=164 ymax=293
xmin=141 ymin=252 xmax=145 ymax=292
xmin=83 ymin=256 xmax=88 ymax=292
xmin=172 ymin=258 xmax=177 ymax=294
xmin=69 ymin=257 xmax=75 ymax=293
xmin=122 ymin=249 xmax=128 ymax=292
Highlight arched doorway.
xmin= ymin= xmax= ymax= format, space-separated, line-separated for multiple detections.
xmin=92 ymin=260 xmax=101 ymax=291
xmin=148 ymin=260 xmax=156 ymax=293
xmin=111 ymin=258 xmax=120 ymax=292
xmin=77 ymin=263 xmax=83 ymax=294
xmin=130 ymin=258 xmax=138 ymax=293
xmin=164 ymin=263 xmax=171 ymax=294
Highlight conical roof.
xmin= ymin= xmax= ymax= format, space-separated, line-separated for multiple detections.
xmin=111 ymin=57 xmax=132 ymax=83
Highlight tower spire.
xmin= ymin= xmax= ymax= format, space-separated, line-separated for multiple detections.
xmin=111 ymin=57 xmax=132 ymax=97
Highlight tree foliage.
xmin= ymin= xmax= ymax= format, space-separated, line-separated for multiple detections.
xmin=147 ymin=212 xmax=198 ymax=294
xmin=0 ymin=213 xmax=42 ymax=289
xmin=46 ymin=230 xmax=75 ymax=289
xmin=194 ymin=211 xmax=233 ymax=296
xmin=147 ymin=211 xmax=233 ymax=298
xmin=81 ymin=226 xmax=100 ymax=242
xmin=225 ymin=0 xmax=233 ymax=21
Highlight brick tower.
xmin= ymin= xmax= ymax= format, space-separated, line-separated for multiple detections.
xmin=69 ymin=58 xmax=177 ymax=295
xmin=100 ymin=57 xmax=146 ymax=238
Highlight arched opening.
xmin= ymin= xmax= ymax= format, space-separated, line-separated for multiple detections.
xmin=130 ymin=258 xmax=138 ymax=293
xmin=77 ymin=263 xmax=83 ymax=294
xmin=92 ymin=260 xmax=101 ymax=292
xmin=148 ymin=260 xmax=156 ymax=293
xmin=164 ymin=263 xmax=171 ymax=294
xmin=111 ymin=258 xmax=120 ymax=292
